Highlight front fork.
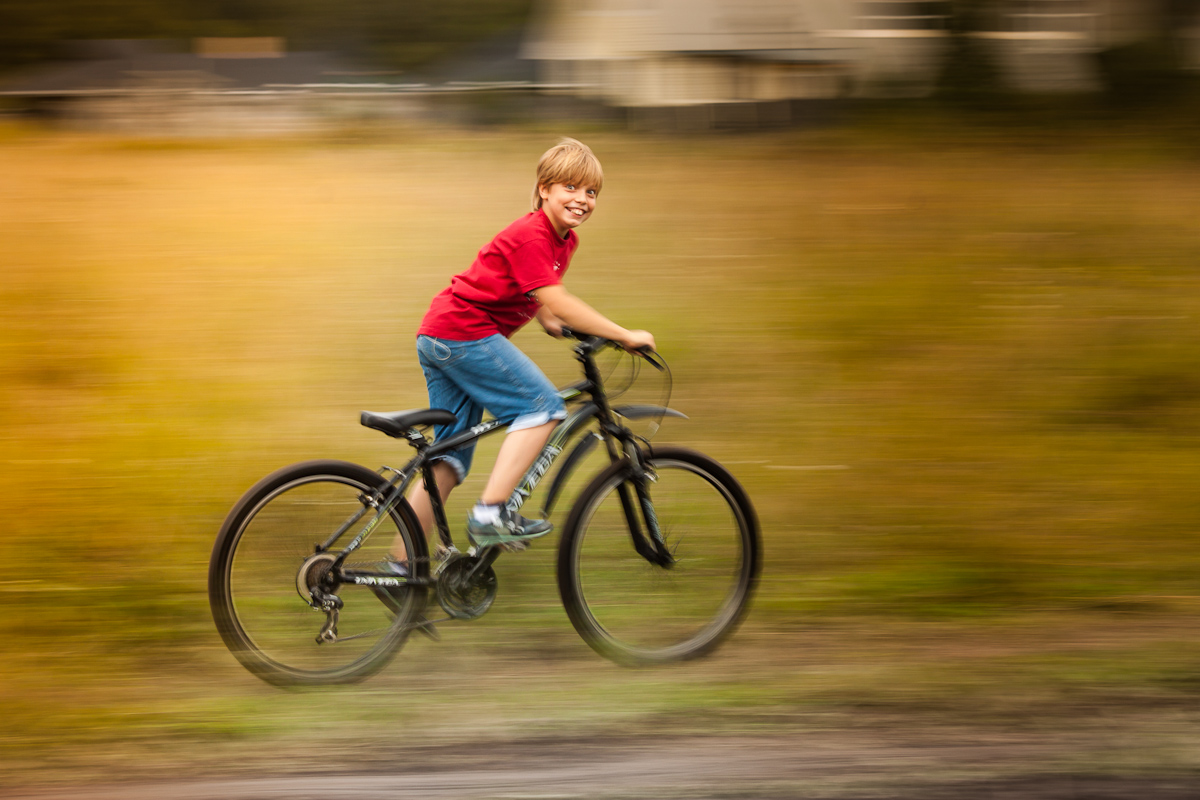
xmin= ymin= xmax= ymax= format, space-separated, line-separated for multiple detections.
xmin=620 ymin=439 xmax=674 ymax=568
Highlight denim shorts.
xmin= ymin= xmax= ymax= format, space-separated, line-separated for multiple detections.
xmin=416 ymin=334 xmax=567 ymax=482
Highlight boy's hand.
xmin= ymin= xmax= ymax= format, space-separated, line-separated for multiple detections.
xmin=620 ymin=329 xmax=656 ymax=353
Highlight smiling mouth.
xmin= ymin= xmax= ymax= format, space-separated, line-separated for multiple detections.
xmin=567 ymin=207 xmax=586 ymax=217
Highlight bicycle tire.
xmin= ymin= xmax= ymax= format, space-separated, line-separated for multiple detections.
xmin=209 ymin=460 xmax=428 ymax=687
xmin=557 ymin=446 xmax=760 ymax=666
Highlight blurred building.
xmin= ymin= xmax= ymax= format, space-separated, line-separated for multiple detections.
xmin=522 ymin=0 xmax=856 ymax=129
xmin=0 ymin=38 xmax=417 ymax=135
xmin=2 ymin=2 xmax=1197 ymax=134
xmin=841 ymin=0 xmax=1122 ymax=95
xmin=522 ymin=0 xmax=1200 ymax=120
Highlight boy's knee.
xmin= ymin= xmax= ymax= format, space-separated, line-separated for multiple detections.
xmin=509 ymin=408 xmax=565 ymax=434
xmin=432 ymin=455 xmax=468 ymax=485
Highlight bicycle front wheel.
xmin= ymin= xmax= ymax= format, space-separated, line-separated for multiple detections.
xmin=557 ymin=446 xmax=760 ymax=665
xmin=209 ymin=460 xmax=428 ymax=686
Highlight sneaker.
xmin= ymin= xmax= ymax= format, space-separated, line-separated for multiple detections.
xmin=382 ymin=556 xmax=410 ymax=579
xmin=466 ymin=506 xmax=553 ymax=549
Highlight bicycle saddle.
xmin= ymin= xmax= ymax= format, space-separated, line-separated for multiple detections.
xmin=360 ymin=409 xmax=457 ymax=438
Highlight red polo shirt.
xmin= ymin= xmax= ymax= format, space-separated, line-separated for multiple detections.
xmin=419 ymin=211 xmax=577 ymax=340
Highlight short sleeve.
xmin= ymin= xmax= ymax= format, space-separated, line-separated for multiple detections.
xmin=509 ymin=239 xmax=564 ymax=295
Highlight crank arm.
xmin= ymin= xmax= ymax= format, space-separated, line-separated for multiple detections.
xmin=407 ymin=615 xmax=448 ymax=641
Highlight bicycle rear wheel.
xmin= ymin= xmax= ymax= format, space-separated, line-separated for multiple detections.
xmin=557 ymin=446 xmax=759 ymax=665
xmin=209 ymin=460 xmax=428 ymax=686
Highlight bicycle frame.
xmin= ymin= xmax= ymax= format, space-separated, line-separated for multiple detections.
xmin=322 ymin=337 xmax=681 ymax=594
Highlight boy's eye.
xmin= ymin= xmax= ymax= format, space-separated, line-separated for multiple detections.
xmin=586 ymin=189 xmax=596 ymax=196
xmin=565 ymin=184 xmax=576 ymax=191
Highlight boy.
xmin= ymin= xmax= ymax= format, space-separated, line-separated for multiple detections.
xmin=401 ymin=139 xmax=654 ymax=554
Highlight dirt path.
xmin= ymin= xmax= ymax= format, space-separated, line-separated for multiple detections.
xmin=5 ymin=733 xmax=1197 ymax=799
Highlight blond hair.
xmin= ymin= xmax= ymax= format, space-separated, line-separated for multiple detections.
xmin=531 ymin=138 xmax=604 ymax=211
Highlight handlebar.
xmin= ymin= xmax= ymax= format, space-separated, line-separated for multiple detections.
xmin=556 ymin=325 xmax=595 ymax=344
xmin=558 ymin=326 xmax=665 ymax=372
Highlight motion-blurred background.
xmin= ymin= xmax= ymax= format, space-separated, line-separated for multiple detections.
xmin=3 ymin=1 xmax=1200 ymax=795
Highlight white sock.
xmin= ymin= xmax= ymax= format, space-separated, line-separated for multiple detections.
xmin=471 ymin=502 xmax=502 ymax=524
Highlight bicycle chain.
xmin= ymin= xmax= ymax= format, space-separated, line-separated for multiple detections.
xmin=342 ymin=546 xmax=461 ymax=573
xmin=344 ymin=541 xmax=519 ymax=577
xmin=328 ymin=555 xmax=454 ymax=641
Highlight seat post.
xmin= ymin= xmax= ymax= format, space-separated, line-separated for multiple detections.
xmin=404 ymin=428 xmax=430 ymax=450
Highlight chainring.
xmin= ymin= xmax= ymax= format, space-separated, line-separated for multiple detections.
xmin=436 ymin=553 xmax=498 ymax=620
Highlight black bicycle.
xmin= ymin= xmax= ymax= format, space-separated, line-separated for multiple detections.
xmin=209 ymin=331 xmax=760 ymax=686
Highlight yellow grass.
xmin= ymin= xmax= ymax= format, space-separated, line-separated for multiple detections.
xmin=3 ymin=119 xmax=1200 ymax=788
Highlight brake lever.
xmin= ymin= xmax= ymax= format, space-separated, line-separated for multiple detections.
xmin=637 ymin=348 xmax=666 ymax=372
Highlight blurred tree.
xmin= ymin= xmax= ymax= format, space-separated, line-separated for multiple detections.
xmin=0 ymin=1 xmax=58 ymax=66
xmin=934 ymin=0 xmax=1007 ymax=106
xmin=0 ymin=0 xmax=533 ymax=73
xmin=1096 ymin=0 xmax=1200 ymax=108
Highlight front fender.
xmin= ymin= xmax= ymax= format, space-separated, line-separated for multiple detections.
xmin=614 ymin=404 xmax=688 ymax=424
xmin=540 ymin=404 xmax=687 ymax=517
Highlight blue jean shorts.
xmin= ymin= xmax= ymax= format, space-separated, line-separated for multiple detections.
xmin=417 ymin=334 xmax=567 ymax=482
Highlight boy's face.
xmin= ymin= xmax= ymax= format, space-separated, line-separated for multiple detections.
xmin=539 ymin=181 xmax=597 ymax=238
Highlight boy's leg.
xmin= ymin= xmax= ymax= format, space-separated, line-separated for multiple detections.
xmin=389 ymin=336 xmax=484 ymax=566
xmin=415 ymin=334 xmax=566 ymax=545
xmin=467 ymin=421 xmax=559 ymax=547
xmin=479 ymin=420 xmax=559 ymax=506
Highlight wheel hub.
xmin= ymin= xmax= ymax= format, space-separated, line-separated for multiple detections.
xmin=296 ymin=552 xmax=339 ymax=607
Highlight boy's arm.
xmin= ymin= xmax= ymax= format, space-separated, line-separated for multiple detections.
xmin=530 ymin=284 xmax=655 ymax=352
xmin=535 ymin=305 xmax=566 ymax=338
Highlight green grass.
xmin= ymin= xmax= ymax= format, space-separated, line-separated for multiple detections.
xmin=2 ymin=116 xmax=1200 ymax=787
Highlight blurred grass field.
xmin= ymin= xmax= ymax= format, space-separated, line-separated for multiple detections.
xmin=2 ymin=116 xmax=1200 ymax=788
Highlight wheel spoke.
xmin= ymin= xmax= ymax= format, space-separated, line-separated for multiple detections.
xmin=210 ymin=462 xmax=427 ymax=686
xmin=559 ymin=448 xmax=758 ymax=665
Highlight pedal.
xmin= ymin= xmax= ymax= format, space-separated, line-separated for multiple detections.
xmin=466 ymin=539 xmax=529 ymax=554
